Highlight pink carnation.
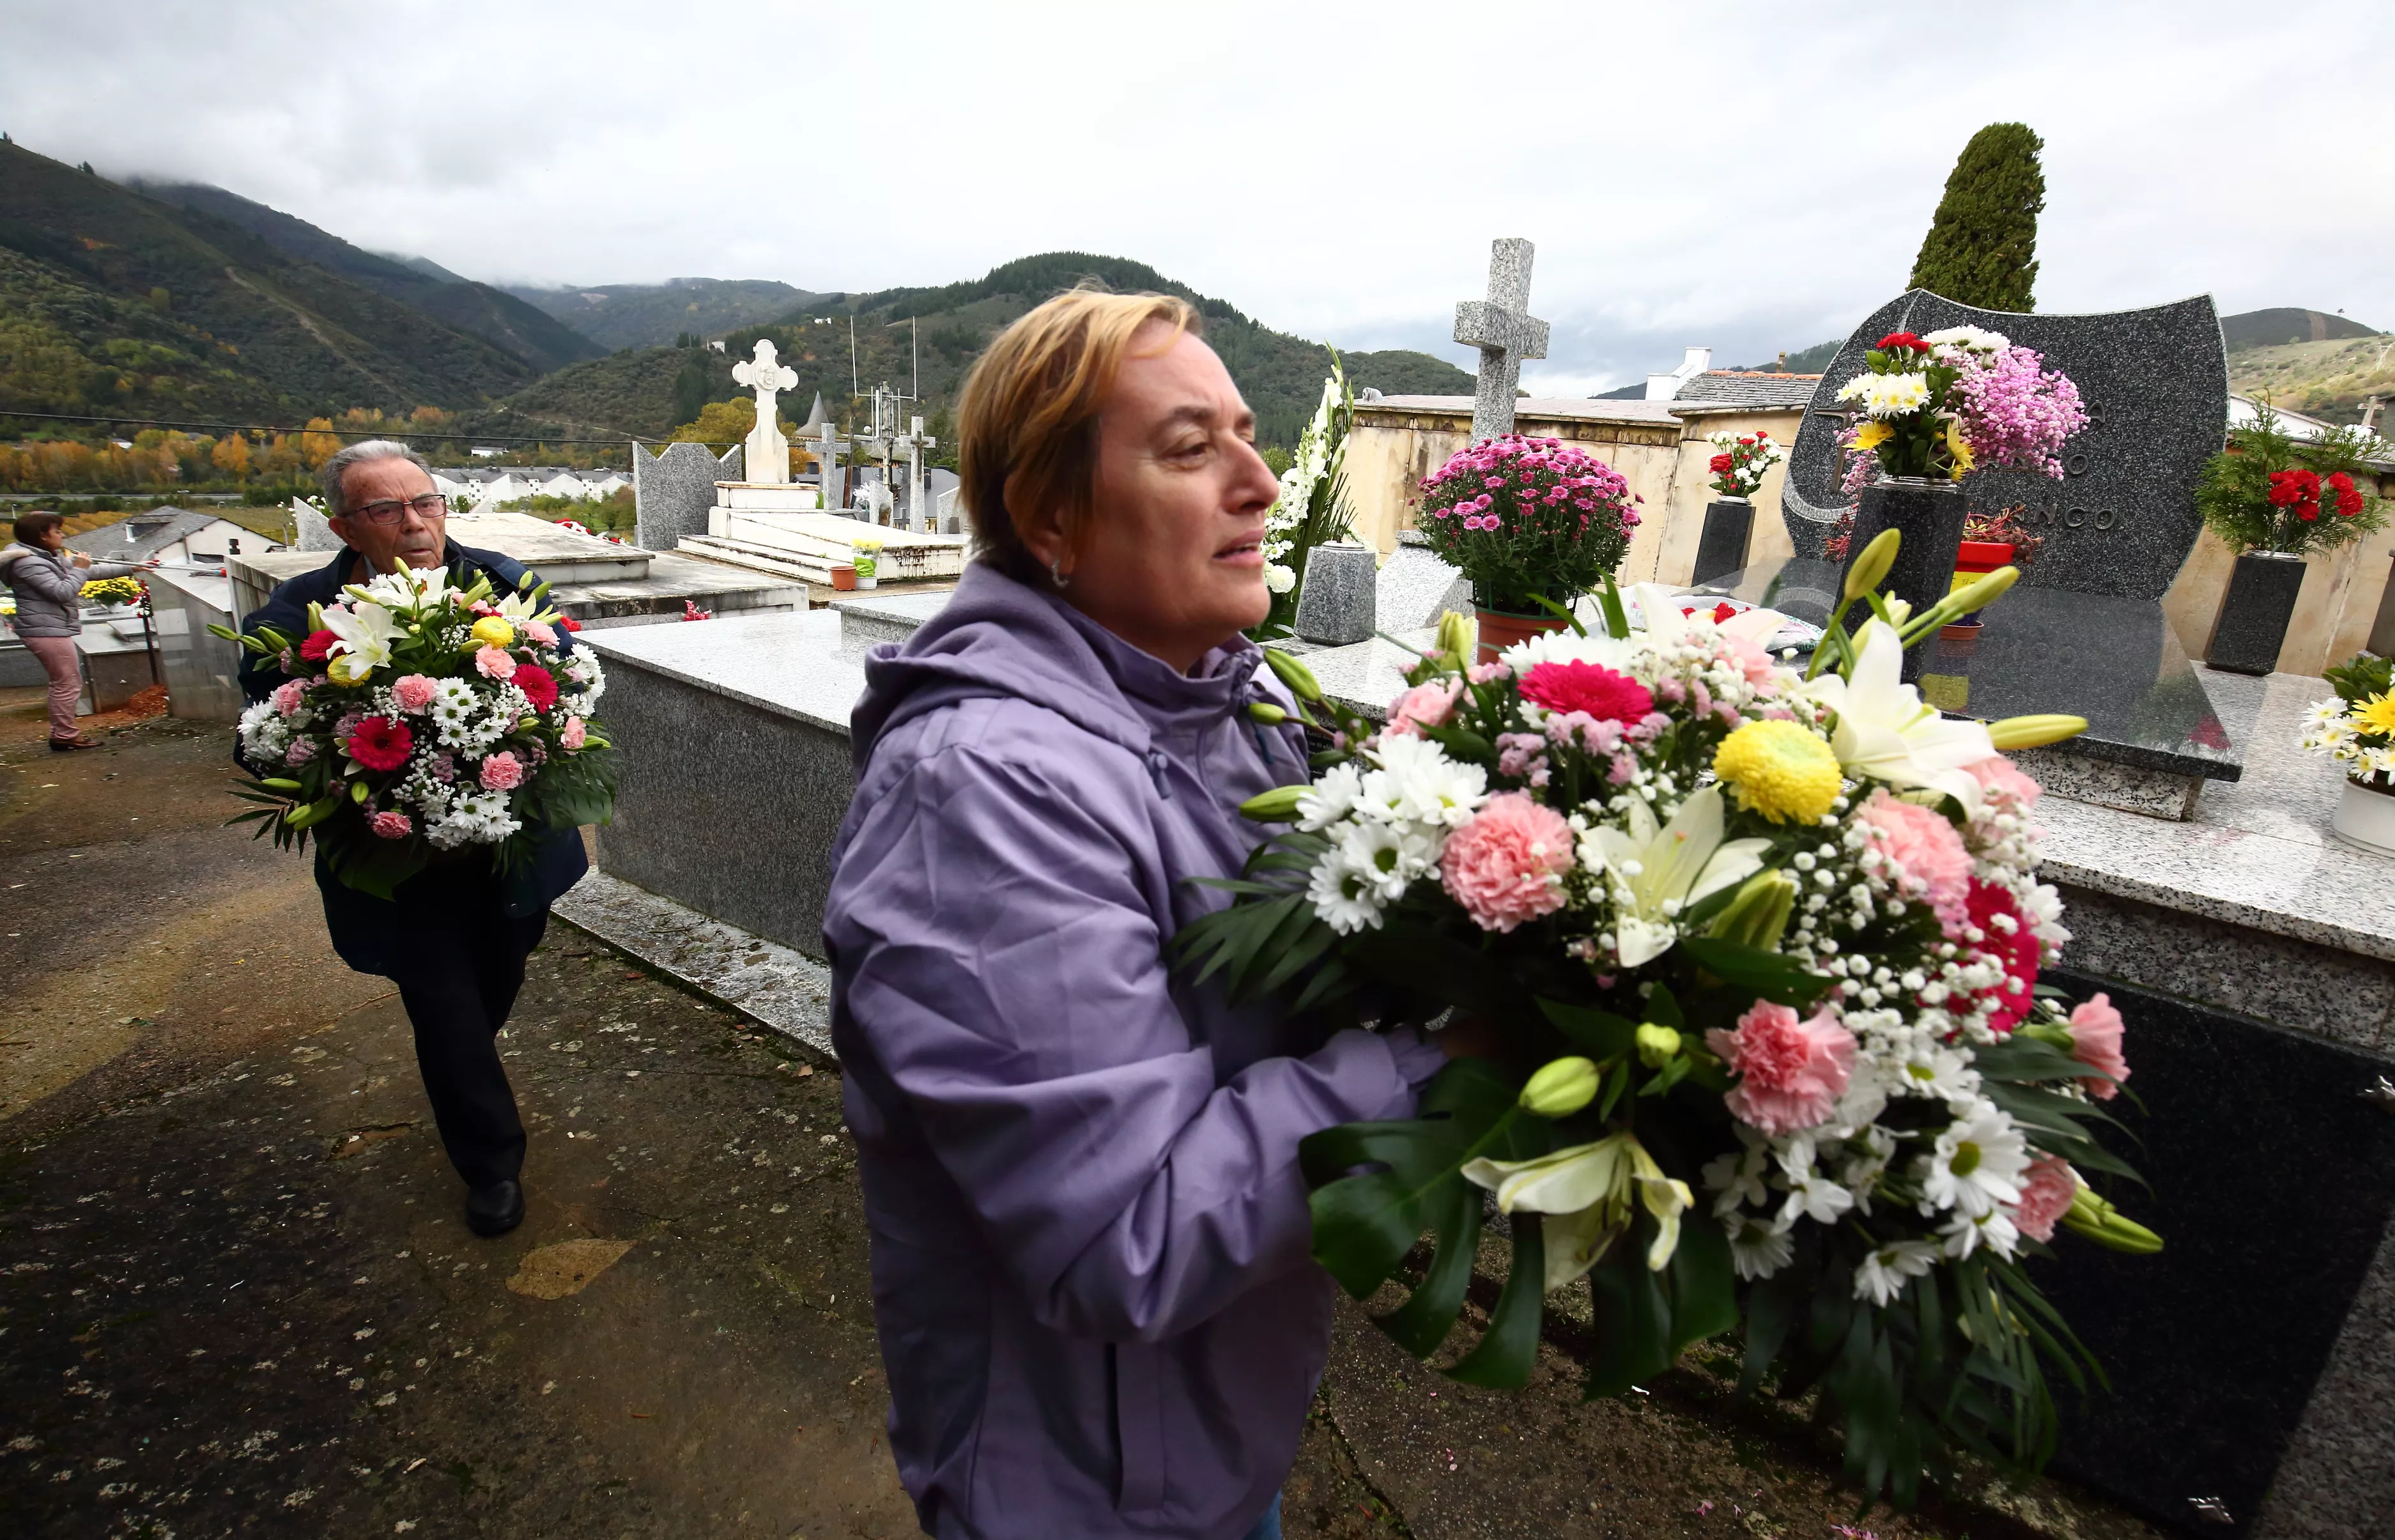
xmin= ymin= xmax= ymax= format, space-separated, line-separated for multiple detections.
xmin=1967 ymin=880 xmax=2040 ymax=1034
xmin=478 ymin=751 xmax=525 ymax=791
xmin=368 ymin=810 xmax=413 ymax=840
xmin=1438 ymin=792 xmax=1573 ymax=932
xmin=1966 ymin=754 xmax=2042 ymax=813
xmin=390 ymin=674 xmax=439 ymax=713
xmin=1705 ymin=1001 xmax=1856 ymax=1136
xmin=1858 ymin=789 xmax=1973 ymax=934
xmin=2066 ymin=993 xmax=2130 ymax=1099
xmin=1384 ymin=679 xmax=1462 ymax=737
xmin=2012 ymin=1155 xmax=2077 ymax=1243
xmin=271 ymin=679 xmax=307 ymax=717
xmin=560 ymin=716 xmax=587 ymax=752
xmin=521 ymin=620 xmax=558 ymax=649
xmin=474 ymin=645 xmax=517 ymax=681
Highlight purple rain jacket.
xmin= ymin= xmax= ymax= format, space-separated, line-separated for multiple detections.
xmin=825 ymin=564 xmax=1445 ymax=1540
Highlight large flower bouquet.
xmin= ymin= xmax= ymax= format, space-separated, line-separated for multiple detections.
xmin=1414 ymin=435 xmax=1640 ymax=615
xmin=1704 ymin=429 xmax=1786 ymax=498
xmin=1836 ymin=328 xmax=2087 ymax=493
xmin=2301 ymin=651 xmax=2395 ymax=790
xmin=2196 ymin=400 xmax=2386 ymax=558
xmin=210 ymin=564 xmax=616 ymax=897
xmin=1180 ymin=536 xmax=2159 ymax=1504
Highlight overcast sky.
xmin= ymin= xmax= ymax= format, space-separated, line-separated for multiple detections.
xmin=7 ymin=1 xmax=2388 ymax=394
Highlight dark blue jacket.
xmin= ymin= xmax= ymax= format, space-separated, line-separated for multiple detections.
xmin=238 ymin=542 xmax=589 ymax=976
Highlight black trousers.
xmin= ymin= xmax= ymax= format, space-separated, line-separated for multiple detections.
xmin=383 ymin=865 xmax=549 ymax=1190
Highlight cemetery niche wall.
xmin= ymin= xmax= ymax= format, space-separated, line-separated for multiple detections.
xmin=1782 ymin=290 xmax=2229 ymax=601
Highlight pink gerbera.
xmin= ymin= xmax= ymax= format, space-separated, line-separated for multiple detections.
xmin=1705 ymin=1000 xmax=1856 ymax=1136
xmin=512 ymin=664 xmax=559 ymax=714
xmin=1438 ymin=792 xmax=1573 ymax=932
xmin=1518 ymin=660 xmax=1653 ymax=724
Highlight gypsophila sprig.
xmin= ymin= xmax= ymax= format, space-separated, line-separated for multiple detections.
xmin=213 ymin=564 xmax=617 ymax=898
xmin=1175 ymin=547 xmax=2157 ymax=1511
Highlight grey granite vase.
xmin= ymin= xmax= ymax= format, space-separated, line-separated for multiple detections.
xmin=1690 ymin=497 xmax=1753 ymax=587
xmin=2205 ymin=550 xmax=2307 ymax=675
xmin=1837 ymin=477 xmax=1966 ymax=626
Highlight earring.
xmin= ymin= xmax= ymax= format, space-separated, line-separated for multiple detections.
xmin=1049 ymin=555 xmax=1070 ymax=589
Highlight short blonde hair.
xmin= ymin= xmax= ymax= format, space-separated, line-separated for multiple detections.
xmin=957 ymin=288 xmax=1199 ymax=583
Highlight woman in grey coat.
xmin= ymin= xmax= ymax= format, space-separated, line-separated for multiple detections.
xmin=0 ymin=510 xmax=151 ymax=750
xmin=825 ymin=291 xmax=1479 ymax=1540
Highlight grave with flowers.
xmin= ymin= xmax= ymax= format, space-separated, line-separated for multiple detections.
xmin=551 ymin=277 xmax=2395 ymax=1539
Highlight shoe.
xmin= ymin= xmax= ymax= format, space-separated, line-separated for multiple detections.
xmin=465 ymin=1178 xmax=525 ymax=1237
xmin=49 ymin=735 xmax=100 ymax=752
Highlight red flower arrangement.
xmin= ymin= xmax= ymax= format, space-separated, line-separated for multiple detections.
xmin=2327 ymin=472 xmax=2365 ymax=518
xmin=347 ymin=716 xmax=414 ymax=773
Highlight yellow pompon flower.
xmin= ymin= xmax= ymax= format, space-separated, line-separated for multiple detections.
xmin=325 ymin=651 xmax=375 ymax=687
xmin=470 ymin=615 xmax=515 ymax=649
xmin=2355 ymin=693 xmax=2395 ymax=738
xmin=1852 ymin=420 xmax=1892 ymax=453
xmin=1713 ymin=718 xmax=1843 ymax=824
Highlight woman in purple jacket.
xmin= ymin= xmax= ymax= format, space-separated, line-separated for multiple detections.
xmin=824 ymin=291 xmax=1465 ymax=1540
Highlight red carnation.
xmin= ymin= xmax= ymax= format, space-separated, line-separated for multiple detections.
xmin=1965 ymin=879 xmax=2040 ymax=1035
xmin=2267 ymin=468 xmax=2321 ymax=507
xmin=513 ymin=663 xmax=559 ymax=712
xmin=1519 ymin=660 xmax=1654 ymax=724
xmin=1877 ymin=331 xmax=1928 ymax=353
xmin=559 ymin=615 xmax=583 ymax=633
xmin=1709 ymin=452 xmax=1734 ymax=475
xmin=2329 ymin=472 xmax=2365 ymax=517
xmin=298 ymin=629 xmax=339 ymax=662
xmin=347 ymin=716 xmax=414 ymax=773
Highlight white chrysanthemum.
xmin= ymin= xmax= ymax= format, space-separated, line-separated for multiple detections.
xmin=237 ymin=698 xmax=281 ymax=753
xmin=1362 ymin=736 xmax=1486 ymax=829
xmin=427 ymin=789 xmax=521 ymax=851
xmin=1498 ymin=627 xmax=1638 ymax=674
xmin=1888 ymin=1042 xmax=1980 ymax=1102
xmin=1306 ymin=847 xmax=1387 ymax=935
xmin=1853 ymin=1238 xmax=1941 ymax=1306
xmin=1336 ymin=817 xmax=1442 ymax=902
xmin=1922 ymin=325 xmax=2009 ymax=357
xmin=1725 ymin=1215 xmax=1795 ymax=1281
xmin=1836 ymin=371 xmax=1932 ymax=419
xmin=1702 ymin=1129 xmax=1771 ymax=1218
xmin=1940 ymin=1205 xmax=2022 ymax=1261
xmin=1263 ymin=564 xmax=1295 ymax=595
xmin=1296 ymin=762 xmax=1362 ymax=831
xmin=1778 ymin=1170 xmax=1856 ymax=1228
xmin=1918 ymin=1100 xmax=2029 ymax=1218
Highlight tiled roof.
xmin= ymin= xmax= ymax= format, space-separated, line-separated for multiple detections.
xmin=65 ymin=507 xmax=220 ymax=560
xmin=1671 ymin=372 xmax=1821 ymax=408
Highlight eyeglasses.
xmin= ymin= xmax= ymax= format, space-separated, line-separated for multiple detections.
xmin=348 ymin=494 xmax=449 ymax=526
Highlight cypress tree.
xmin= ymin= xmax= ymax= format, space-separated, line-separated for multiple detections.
xmin=1907 ymin=123 xmax=2045 ymax=312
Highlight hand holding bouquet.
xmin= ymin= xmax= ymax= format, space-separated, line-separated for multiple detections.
xmin=213 ymin=564 xmax=616 ymax=897
xmin=1181 ymin=534 xmax=2157 ymax=1505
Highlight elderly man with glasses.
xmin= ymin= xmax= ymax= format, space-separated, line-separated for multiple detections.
xmin=236 ymin=440 xmax=589 ymax=1238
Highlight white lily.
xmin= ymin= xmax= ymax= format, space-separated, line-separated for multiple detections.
xmin=1805 ymin=620 xmax=1995 ymax=815
xmin=319 ymin=599 xmax=405 ymax=677
xmin=1621 ymin=581 xmax=1789 ymax=649
xmin=496 ymin=586 xmax=555 ymax=624
xmin=1587 ymin=784 xmax=1771 ymax=966
xmin=1462 ymin=1131 xmax=1693 ymax=1288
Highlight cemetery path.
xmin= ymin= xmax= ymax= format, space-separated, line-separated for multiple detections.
xmin=0 ymin=704 xmax=2164 ymax=1540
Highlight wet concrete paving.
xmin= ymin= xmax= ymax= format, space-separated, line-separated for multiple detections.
xmin=0 ymin=697 xmax=2163 ymax=1540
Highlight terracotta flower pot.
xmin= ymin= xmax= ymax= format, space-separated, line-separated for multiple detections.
xmin=1474 ymin=608 xmax=1567 ymax=666
xmin=2333 ymin=777 xmax=2395 ymax=858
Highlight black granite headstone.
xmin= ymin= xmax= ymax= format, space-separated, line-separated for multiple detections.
xmin=1782 ymin=291 xmax=2228 ymax=601
xmin=1690 ymin=498 xmax=1755 ymax=587
xmin=2036 ymin=969 xmax=2395 ymax=1537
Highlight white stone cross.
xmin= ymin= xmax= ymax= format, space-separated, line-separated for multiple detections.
xmin=732 ymin=339 xmax=799 ymax=486
xmin=1453 ymin=238 xmax=1550 ymax=443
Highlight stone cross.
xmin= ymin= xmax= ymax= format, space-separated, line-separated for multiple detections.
xmin=815 ymin=417 xmax=845 ymax=511
xmin=1453 ymin=238 xmax=1550 ymax=443
xmin=732 ymin=339 xmax=799 ymax=486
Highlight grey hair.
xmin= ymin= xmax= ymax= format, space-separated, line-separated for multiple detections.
xmin=319 ymin=439 xmax=435 ymax=519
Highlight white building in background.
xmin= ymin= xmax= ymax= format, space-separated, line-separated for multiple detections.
xmin=427 ymin=466 xmax=635 ymax=509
